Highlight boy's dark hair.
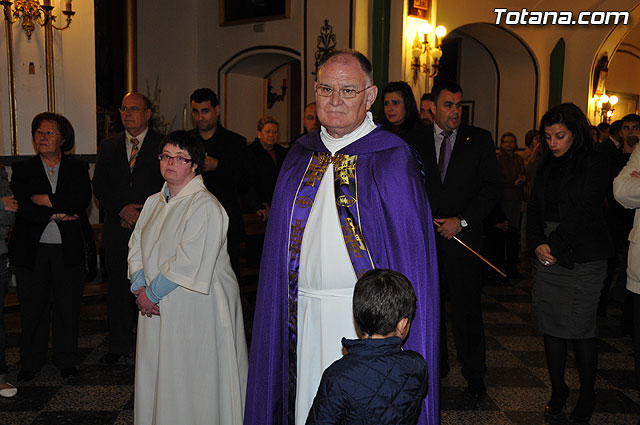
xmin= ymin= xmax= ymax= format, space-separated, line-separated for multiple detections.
xmin=353 ymin=269 xmax=417 ymax=337
xmin=622 ymin=113 xmax=640 ymax=125
xmin=190 ymin=88 xmax=219 ymax=107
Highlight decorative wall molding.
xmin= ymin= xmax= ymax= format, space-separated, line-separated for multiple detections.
xmin=313 ymin=19 xmax=336 ymax=76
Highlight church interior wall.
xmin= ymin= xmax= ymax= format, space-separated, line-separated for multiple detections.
xmin=0 ymin=0 xmax=96 ymax=155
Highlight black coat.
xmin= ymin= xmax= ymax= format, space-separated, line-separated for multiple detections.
xmin=9 ymin=155 xmax=91 ymax=269
xmin=526 ymin=150 xmax=614 ymax=268
xmin=92 ymin=130 xmax=164 ymax=252
xmin=248 ymin=139 xmax=288 ymax=204
xmin=411 ymin=123 xmax=501 ymax=247
xmin=306 ymin=337 xmax=427 ymax=425
xmin=385 ymin=120 xmax=430 ymax=150
xmin=189 ymin=126 xmax=262 ymax=237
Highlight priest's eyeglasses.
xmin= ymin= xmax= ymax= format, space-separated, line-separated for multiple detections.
xmin=158 ymin=154 xmax=193 ymax=165
xmin=315 ymin=84 xmax=373 ymax=99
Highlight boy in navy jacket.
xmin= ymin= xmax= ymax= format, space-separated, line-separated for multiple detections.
xmin=306 ymin=269 xmax=428 ymax=424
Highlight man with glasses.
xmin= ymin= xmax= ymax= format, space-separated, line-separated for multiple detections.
xmin=246 ymin=50 xmax=440 ymax=425
xmin=93 ymin=92 xmax=164 ymax=365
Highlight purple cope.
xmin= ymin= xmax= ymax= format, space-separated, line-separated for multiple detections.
xmin=244 ymin=126 xmax=441 ymax=425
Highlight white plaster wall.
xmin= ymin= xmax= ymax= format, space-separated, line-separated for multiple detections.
xmin=225 ymin=74 xmax=263 ymax=141
xmin=608 ymin=51 xmax=640 ymax=94
xmin=137 ymin=0 xmax=198 ymax=135
xmin=0 ymin=0 xmax=96 ymax=155
xmin=457 ymin=36 xmax=497 ymax=138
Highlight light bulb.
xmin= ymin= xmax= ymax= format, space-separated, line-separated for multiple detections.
xmin=435 ymin=26 xmax=447 ymax=38
xmin=609 ymin=95 xmax=618 ymax=105
xmin=419 ymin=22 xmax=432 ymax=37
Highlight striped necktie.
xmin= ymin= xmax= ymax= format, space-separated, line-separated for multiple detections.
xmin=129 ymin=138 xmax=139 ymax=172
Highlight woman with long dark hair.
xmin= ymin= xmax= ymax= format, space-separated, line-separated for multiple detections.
xmin=377 ymin=81 xmax=428 ymax=148
xmin=527 ymin=103 xmax=613 ymax=423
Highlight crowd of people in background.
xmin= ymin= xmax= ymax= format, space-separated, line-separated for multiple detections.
xmin=0 ymin=48 xmax=640 ymax=425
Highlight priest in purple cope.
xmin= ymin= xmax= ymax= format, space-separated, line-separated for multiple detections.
xmin=244 ymin=49 xmax=440 ymax=425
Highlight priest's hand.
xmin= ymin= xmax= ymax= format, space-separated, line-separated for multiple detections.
xmin=434 ymin=217 xmax=462 ymax=239
xmin=136 ymin=289 xmax=157 ymax=318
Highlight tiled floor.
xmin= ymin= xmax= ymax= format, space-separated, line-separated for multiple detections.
xmin=0 ymin=263 xmax=638 ymax=424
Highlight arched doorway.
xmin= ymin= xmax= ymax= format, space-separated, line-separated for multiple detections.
xmin=437 ymin=23 xmax=539 ymax=143
xmin=589 ymin=3 xmax=640 ymax=122
xmin=219 ymin=47 xmax=301 ymax=145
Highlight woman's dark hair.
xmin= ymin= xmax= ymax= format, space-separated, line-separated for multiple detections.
xmin=31 ymin=112 xmax=75 ymax=152
xmin=524 ymin=129 xmax=539 ymax=148
xmin=353 ymin=268 xmax=417 ymax=337
xmin=377 ymin=81 xmax=420 ymax=132
xmin=538 ymin=103 xmax=592 ymax=166
xmin=158 ymin=130 xmax=206 ymax=175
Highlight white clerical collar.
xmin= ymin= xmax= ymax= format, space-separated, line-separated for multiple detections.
xmin=320 ymin=112 xmax=377 ymax=155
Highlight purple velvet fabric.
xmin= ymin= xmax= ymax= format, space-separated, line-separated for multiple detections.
xmin=245 ymin=126 xmax=440 ymax=425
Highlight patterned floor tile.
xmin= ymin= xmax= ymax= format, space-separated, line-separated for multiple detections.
xmin=482 ymin=312 xmax=528 ymax=324
xmin=485 ymin=323 xmax=538 ymax=337
xmin=439 ymin=386 xmax=501 ymax=411
xmin=0 ymin=386 xmax=60 ymax=412
xmin=486 ymin=350 xmax=527 ymax=368
xmin=485 ymin=367 xmax=546 ymax=388
xmin=44 ymin=385 xmax=132 ymax=411
xmin=441 ymin=410 xmax=512 ymax=424
xmin=31 ymin=411 xmax=120 ymax=425
xmin=487 ymin=387 xmax=549 ymax=412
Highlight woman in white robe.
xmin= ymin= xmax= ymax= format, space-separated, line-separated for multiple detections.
xmin=128 ymin=130 xmax=248 ymax=425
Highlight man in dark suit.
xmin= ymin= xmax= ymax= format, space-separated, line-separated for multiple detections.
xmin=92 ymin=92 xmax=164 ymax=364
xmin=411 ymin=81 xmax=500 ymax=396
xmin=189 ymin=88 xmax=265 ymax=274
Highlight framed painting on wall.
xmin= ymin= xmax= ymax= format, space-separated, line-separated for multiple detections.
xmin=409 ymin=0 xmax=430 ymax=19
xmin=220 ymin=0 xmax=291 ymax=26
xmin=461 ymin=100 xmax=474 ymax=126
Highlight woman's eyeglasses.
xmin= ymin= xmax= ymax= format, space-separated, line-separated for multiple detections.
xmin=158 ymin=154 xmax=193 ymax=165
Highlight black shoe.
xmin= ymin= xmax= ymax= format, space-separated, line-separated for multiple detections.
xmin=60 ymin=367 xmax=77 ymax=379
xmin=569 ymin=393 xmax=595 ymax=424
xmin=17 ymin=370 xmax=36 ymax=382
xmin=99 ymin=352 xmax=123 ymax=364
xmin=545 ymin=384 xmax=570 ymax=417
xmin=467 ymin=378 xmax=486 ymax=397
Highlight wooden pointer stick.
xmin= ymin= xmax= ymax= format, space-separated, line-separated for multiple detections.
xmin=433 ymin=219 xmax=508 ymax=278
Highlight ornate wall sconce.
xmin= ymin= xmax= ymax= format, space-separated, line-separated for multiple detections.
xmin=411 ymin=21 xmax=446 ymax=84
xmin=267 ymin=78 xmax=287 ymax=109
xmin=1 ymin=0 xmax=75 ymax=154
xmin=593 ymin=93 xmax=618 ymax=123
